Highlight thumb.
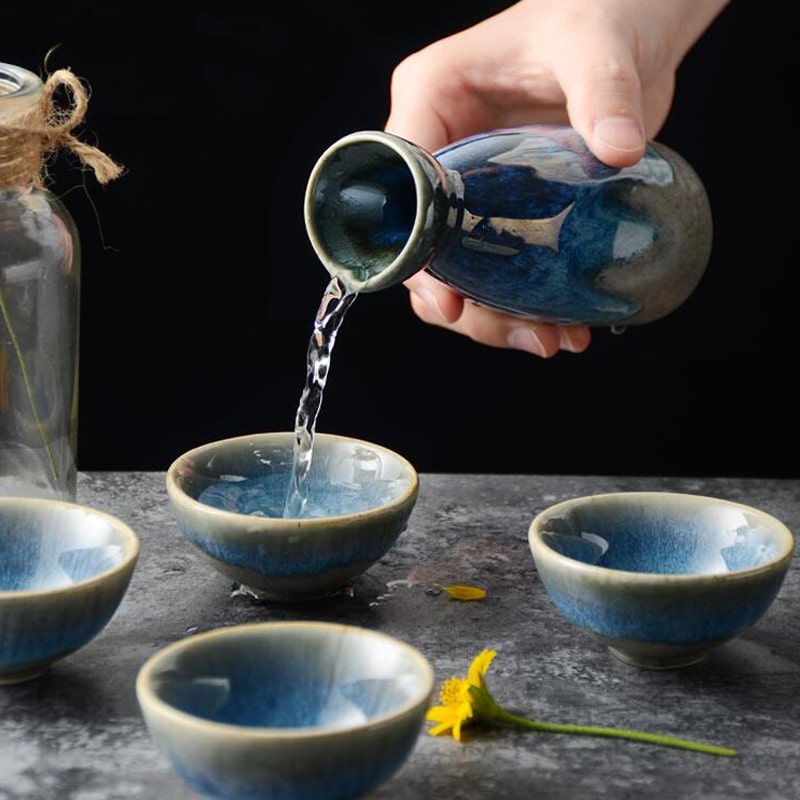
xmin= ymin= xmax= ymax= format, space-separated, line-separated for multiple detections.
xmin=556 ymin=42 xmax=647 ymax=167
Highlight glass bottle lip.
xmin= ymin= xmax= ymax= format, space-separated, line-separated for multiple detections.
xmin=0 ymin=62 xmax=43 ymax=114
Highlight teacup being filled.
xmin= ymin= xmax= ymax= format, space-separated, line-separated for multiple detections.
xmin=166 ymin=432 xmax=418 ymax=601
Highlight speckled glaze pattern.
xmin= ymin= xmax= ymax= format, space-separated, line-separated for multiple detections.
xmin=3 ymin=471 xmax=800 ymax=798
xmin=304 ymin=125 xmax=712 ymax=325
xmin=0 ymin=497 xmax=140 ymax=684
xmin=166 ymin=432 xmax=419 ymax=602
xmin=528 ymin=492 xmax=795 ymax=669
xmin=135 ymin=621 xmax=435 ymax=800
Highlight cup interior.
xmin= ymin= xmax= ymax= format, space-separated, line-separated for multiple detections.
xmin=141 ymin=623 xmax=434 ymax=731
xmin=0 ymin=499 xmax=138 ymax=592
xmin=170 ymin=433 xmax=417 ymax=520
xmin=536 ymin=493 xmax=793 ymax=576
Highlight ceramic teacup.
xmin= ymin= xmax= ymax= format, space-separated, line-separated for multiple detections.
xmin=136 ymin=621 xmax=435 ymax=800
xmin=166 ymin=432 xmax=419 ymax=601
xmin=0 ymin=496 xmax=140 ymax=684
xmin=529 ymin=491 xmax=795 ymax=668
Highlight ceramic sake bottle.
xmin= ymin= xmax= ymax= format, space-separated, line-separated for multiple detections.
xmin=303 ymin=125 xmax=712 ymax=327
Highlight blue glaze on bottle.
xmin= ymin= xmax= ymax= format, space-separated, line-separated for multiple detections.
xmin=304 ymin=125 xmax=712 ymax=326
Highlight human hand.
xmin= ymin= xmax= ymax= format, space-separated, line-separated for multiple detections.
xmin=385 ymin=0 xmax=730 ymax=357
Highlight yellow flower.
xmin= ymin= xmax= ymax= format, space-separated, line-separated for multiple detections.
xmin=426 ymin=649 xmax=738 ymax=757
xmin=436 ymin=584 xmax=488 ymax=601
xmin=426 ymin=648 xmax=499 ymax=740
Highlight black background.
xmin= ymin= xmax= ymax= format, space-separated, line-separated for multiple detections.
xmin=3 ymin=2 xmax=797 ymax=478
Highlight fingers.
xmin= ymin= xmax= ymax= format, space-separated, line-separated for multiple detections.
xmin=386 ymin=2 xmax=652 ymax=168
xmin=403 ymin=271 xmax=466 ymax=325
xmin=562 ymin=64 xmax=646 ymax=167
xmin=552 ymin=22 xmax=648 ymax=167
xmin=405 ymin=273 xmax=591 ymax=357
xmin=588 ymin=113 xmax=647 ymax=166
xmin=384 ymin=3 xmax=564 ymax=152
xmin=384 ymin=54 xmax=452 ymax=153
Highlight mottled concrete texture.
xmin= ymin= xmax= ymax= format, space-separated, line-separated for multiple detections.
xmin=2 ymin=472 xmax=799 ymax=799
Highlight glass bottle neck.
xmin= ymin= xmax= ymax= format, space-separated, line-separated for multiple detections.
xmin=0 ymin=63 xmax=43 ymax=122
xmin=0 ymin=63 xmax=44 ymax=189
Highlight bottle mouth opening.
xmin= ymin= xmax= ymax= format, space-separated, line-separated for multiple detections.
xmin=0 ymin=63 xmax=41 ymax=100
xmin=304 ymin=131 xmax=433 ymax=293
xmin=0 ymin=69 xmax=22 ymax=96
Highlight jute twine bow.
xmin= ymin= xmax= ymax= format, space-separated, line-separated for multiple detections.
xmin=0 ymin=67 xmax=123 ymax=190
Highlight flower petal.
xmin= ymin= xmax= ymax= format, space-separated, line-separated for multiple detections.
xmin=428 ymin=720 xmax=454 ymax=737
xmin=440 ymin=584 xmax=488 ymax=601
xmin=426 ymin=705 xmax=456 ymax=724
xmin=468 ymin=649 xmax=497 ymax=686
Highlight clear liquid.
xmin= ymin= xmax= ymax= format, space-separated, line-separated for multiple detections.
xmin=282 ymin=276 xmax=357 ymax=517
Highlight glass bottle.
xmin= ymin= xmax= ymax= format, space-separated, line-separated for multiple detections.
xmin=0 ymin=62 xmax=80 ymax=499
xmin=304 ymin=125 xmax=713 ymax=327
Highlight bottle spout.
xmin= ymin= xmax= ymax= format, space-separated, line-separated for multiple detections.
xmin=304 ymin=130 xmax=451 ymax=293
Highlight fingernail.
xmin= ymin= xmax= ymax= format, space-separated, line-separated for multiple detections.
xmin=559 ymin=327 xmax=589 ymax=353
xmin=559 ymin=327 xmax=576 ymax=352
xmin=507 ymin=327 xmax=547 ymax=357
xmin=413 ymin=287 xmax=443 ymax=320
xmin=593 ymin=116 xmax=645 ymax=154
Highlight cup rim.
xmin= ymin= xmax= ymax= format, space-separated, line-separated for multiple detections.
xmin=165 ymin=431 xmax=419 ymax=525
xmin=135 ymin=620 xmax=435 ymax=739
xmin=0 ymin=496 xmax=141 ymax=599
xmin=528 ymin=490 xmax=796 ymax=582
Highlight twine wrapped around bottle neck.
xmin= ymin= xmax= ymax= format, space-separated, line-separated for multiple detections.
xmin=0 ymin=67 xmax=123 ymax=190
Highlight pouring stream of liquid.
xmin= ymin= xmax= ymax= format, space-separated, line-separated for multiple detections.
xmin=283 ymin=276 xmax=357 ymax=518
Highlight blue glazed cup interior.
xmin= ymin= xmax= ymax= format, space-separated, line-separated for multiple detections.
xmin=536 ymin=492 xmax=794 ymax=576
xmin=169 ymin=432 xmax=417 ymax=521
xmin=0 ymin=498 xmax=139 ymax=592
xmin=139 ymin=622 xmax=434 ymax=732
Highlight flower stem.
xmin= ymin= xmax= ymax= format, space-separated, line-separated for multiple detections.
xmin=0 ymin=285 xmax=58 ymax=482
xmin=496 ymin=709 xmax=737 ymax=757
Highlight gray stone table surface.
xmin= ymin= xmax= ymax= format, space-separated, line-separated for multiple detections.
xmin=2 ymin=471 xmax=800 ymax=800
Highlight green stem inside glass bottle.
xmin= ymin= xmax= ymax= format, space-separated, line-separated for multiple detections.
xmin=0 ymin=286 xmax=59 ymax=482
